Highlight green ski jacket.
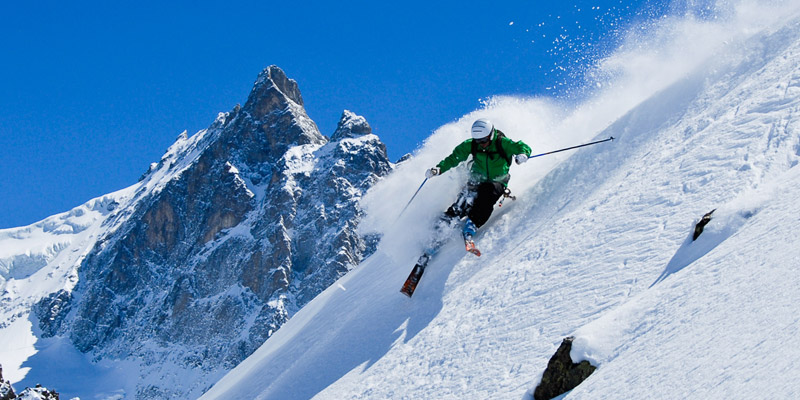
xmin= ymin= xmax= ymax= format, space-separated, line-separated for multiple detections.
xmin=436 ymin=133 xmax=531 ymax=185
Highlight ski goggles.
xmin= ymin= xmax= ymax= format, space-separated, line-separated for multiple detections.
xmin=474 ymin=135 xmax=492 ymax=145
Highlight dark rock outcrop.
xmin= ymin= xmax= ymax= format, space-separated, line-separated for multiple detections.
xmin=534 ymin=337 xmax=597 ymax=400
xmin=33 ymin=290 xmax=72 ymax=338
xmin=692 ymin=209 xmax=716 ymax=240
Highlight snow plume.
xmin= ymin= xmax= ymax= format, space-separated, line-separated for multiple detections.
xmin=587 ymin=0 xmax=800 ymax=102
xmin=358 ymin=97 xmax=573 ymax=263
xmin=361 ymin=0 xmax=800 ymax=263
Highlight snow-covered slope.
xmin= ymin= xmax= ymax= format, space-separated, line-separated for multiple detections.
xmin=202 ymin=2 xmax=800 ymax=399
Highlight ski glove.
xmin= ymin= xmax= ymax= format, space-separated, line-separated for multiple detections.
xmin=514 ymin=154 xmax=529 ymax=165
xmin=425 ymin=167 xmax=440 ymax=179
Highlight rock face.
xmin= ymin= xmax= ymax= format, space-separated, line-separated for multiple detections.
xmin=534 ymin=337 xmax=597 ymax=400
xmin=31 ymin=66 xmax=392 ymax=398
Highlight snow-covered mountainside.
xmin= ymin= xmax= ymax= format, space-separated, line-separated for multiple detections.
xmin=0 ymin=66 xmax=391 ymax=398
xmin=202 ymin=3 xmax=800 ymax=400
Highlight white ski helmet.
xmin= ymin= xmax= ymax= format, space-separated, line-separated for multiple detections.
xmin=471 ymin=119 xmax=494 ymax=140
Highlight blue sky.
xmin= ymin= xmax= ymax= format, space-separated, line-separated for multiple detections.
xmin=0 ymin=0 xmax=669 ymax=228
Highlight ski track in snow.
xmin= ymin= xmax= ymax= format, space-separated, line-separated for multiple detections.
xmin=570 ymin=164 xmax=800 ymax=399
xmin=203 ymin=7 xmax=800 ymax=400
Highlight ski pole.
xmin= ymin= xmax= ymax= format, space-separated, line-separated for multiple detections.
xmin=397 ymin=177 xmax=428 ymax=219
xmin=529 ymin=136 xmax=614 ymax=159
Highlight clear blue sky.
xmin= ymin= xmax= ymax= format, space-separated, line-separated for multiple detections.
xmin=0 ymin=0 xmax=670 ymax=228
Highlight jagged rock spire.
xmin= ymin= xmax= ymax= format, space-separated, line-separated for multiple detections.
xmin=222 ymin=65 xmax=324 ymax=163
xmin=331 ymin=110 xmax=372 ymax=141
xmin=243 ymin=65 xmax=305 ymax=120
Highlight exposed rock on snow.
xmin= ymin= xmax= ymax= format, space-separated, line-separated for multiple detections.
xmin=1 ymin=366 xmax=15 ymax=400
xmin=14 ymin=385 xmax=60 ymax=400
xmin=533 ymin=337 xmax=596 ymax=400
xmin=0 ymin=366 xmax=60 ymax=400
xmin=692 ymin=209 xmax=716 ymax=241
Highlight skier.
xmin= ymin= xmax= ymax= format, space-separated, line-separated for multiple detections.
xmin=425 ymin=118 xmax=532 ymax=254
xmin=402 ymin=121 xmax=612 ymax=297
xmin=400 ymin=118 xmax=531 ymax=296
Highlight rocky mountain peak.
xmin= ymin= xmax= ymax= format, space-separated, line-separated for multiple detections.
xmin=243 ymin=65 xmax=305 ymax=120
xmin=10 ymin=64 xmax=393 ymax=399
xmin=331 ymin=110 xmax=373 ymax=141
xmin=221 ymin=66 xmax=324 ymax=164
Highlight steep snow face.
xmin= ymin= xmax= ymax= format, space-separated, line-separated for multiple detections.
xmin=202 ymin=2 xmax=800 ymax=399
xmin=568 ymin=167 xmax=800 ymax=399
xmin=0 ymin=192 xmax=129 ymax=383
xmin=0 ymin=67 xmax=392 ymax=399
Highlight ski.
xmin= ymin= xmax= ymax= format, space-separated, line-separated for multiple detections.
xmin=400 ymin=235 xmax=482 ymax=298
xmin=400 ymin=264 xmax=425 ymax=297
xmin=400 ymin=253 xmax=431 ymax=297
xmin=400 ymin=216 xmax=480 ymax=297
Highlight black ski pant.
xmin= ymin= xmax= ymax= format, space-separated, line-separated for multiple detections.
xmin=423 ymin=181 xmax=506 ymax=253
xmin=444 ymin=181 xmax=506 ymax=228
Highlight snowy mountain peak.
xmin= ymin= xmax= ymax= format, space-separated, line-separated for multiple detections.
xmin=233 ymin=65 xmax=325 ymax=158
xmin=244 ymin=65 xmax=305 ymax=117
xmin=331 ymin=110 xmax=372 ymax=141
xmin=0 ymin=65 xmax=392 ymax=399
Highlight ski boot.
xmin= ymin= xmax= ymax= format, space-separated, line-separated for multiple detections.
xmin=462 ymin=218 xmax=481 ymax=257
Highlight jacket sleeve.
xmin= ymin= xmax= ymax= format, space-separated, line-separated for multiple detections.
xmin=501 ymin=137 xmax=532 ymax=157
xmin=436 ymin=140 xmax=473 ymax=174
